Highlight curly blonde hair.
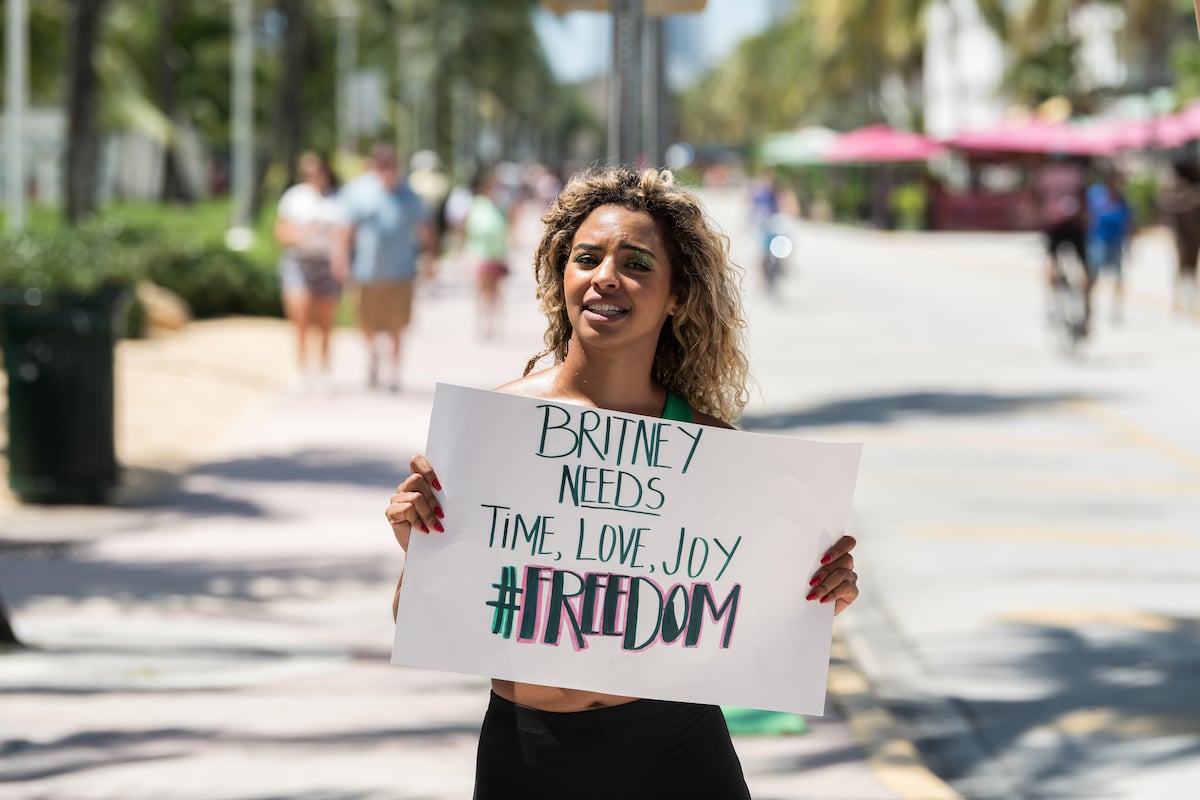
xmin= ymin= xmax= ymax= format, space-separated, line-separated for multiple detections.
xmin=524 ymin=166 xmax=750 ymax=423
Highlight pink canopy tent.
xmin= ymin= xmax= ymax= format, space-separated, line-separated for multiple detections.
xmin=1090 ymin=104 xmax=1200 ymax=151
xmin=946 ymin=119 xmax=1115 ymax=157
xmin=825 ymin=125 xmax=945 ymax=163
xmin=1097 ymin=117 xmax=1156 ymax=151
xmin=1151 ymin=103 xmax=1200 ymax=148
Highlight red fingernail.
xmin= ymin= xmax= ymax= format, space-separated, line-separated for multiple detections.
xmin=434 ymin=507 xmax=445 ymax=519
xmin=419 ymin=525 xmax=429 ymax=533
xmin=820 ymin=595 xmax=831 ymax=603
xmin=432 ymin=479 xmax=442 ymax=491
xmin=806 ymin=590 xmax=818 ymax=601
xmin=820 ymin=554 xmax=832 ymax=564
xmin=434 ymin=522 xmax=444 ymax=533
xmin=809 ymin=575 xmax=822 ymax=587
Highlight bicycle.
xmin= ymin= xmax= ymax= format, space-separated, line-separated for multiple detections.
xmin=759 ymin=213 xmax=793 ymax=298
xmin=1046 ymin=242 xmax=1092 ymax=355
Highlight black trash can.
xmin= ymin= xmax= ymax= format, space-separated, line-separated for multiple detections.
xmin=0 ymin=287 xmax=128 ymax=504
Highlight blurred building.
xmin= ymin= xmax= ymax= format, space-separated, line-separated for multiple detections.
xmin=925 ymin=0 xmax=1126 ymax=139
xmin=1 ymin=107 xmax=209 ymax=208
xmin=0 ymin=108 xmax=66 ymax=206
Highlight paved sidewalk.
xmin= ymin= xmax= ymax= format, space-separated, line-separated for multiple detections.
xmin=0 ymin=224 xmax=919 ymax=798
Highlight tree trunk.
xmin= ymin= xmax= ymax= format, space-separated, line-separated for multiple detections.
xmin=272 ymin=0 xmax=307 ymax=192
xmin=63 ymin=0 xmax=108 ymax=225
xmin=157 ymin=0 xmax=192 ymax=203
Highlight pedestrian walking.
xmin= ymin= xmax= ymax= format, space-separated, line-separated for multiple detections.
xmin=462 ymin=167 xmax=511 ymax=340
xmin=1085 ymin=170 xmax=1133 ymax=324
xmin=407 ymin=149 xmax=450 ymax=288
xmin=1158 ymin=160 xmax=1200 ymax=317
xmin=334 ymin=143 xmax=433 ymax=392
xmin=384 ymin=166 xmax=860 ymax=799
xmin=274 ymin=151 xmax=343 ymax=392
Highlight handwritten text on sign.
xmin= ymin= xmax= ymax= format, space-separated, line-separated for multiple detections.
xmin=391 ymin=384 xmax=861 ymax=714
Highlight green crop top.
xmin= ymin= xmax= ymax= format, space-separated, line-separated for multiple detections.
xmin=661 ymin=390 xmax=694 ymax=423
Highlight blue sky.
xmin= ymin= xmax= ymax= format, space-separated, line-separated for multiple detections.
xmin=534 ymin=0 xmax=776 ymax=84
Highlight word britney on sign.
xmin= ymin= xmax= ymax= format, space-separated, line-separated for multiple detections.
xmin=535 ymin=403 xmax=705 ymax=516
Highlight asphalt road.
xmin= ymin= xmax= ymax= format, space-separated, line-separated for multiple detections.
xmin=716 ymin=190 xmax=1200 ymax=800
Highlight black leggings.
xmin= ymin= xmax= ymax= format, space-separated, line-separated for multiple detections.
xmin=474 ymin=692 xmax=751 ymax=800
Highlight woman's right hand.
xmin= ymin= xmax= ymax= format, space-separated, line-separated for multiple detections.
xmin=385 ymin=454 xmax=444 ymax=553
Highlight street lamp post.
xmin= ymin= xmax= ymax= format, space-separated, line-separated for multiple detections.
xmin=609 ymin=0 xmax=644 ymax=166
xmin=5 ymin=0 xmax=28 ymax=232
xmin=543 ymin=1 xmax=704 ymax=166
xmin=228 ymin=0 xmax=255 ymax=248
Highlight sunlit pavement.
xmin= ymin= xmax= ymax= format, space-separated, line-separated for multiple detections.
xmin=2 ymin=189 xmax=1196 ymax=799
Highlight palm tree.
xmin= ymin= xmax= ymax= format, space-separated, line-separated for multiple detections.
xmin=156 ymin=0 xmax=192 ymax=202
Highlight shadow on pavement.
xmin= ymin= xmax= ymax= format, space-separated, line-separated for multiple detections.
xmin=740 ymin=390 xmax=1085 ymax=431
xmin=0 ymin=724 xmax=481 ymax=785
xmin=113 ymin=449 xmax=407 ymax=519
xmin=192 ymin=450 xmax=404 ymax=487
xmin=0 ymin=553 xmax=389 ymax=607
xmin=903 ymin=615 xmax=1200 ymax=798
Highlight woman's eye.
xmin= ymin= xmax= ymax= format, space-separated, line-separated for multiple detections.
xmin=572 ymin=253 xmax=595 ymax=266
xmin=628 ymin=259 xmax=650 ymax=271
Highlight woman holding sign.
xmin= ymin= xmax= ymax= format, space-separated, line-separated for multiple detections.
xmin=386 ymin=166 xmax=859 ymax=799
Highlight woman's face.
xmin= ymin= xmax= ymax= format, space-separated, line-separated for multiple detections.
xmin=563 ymin=204 xmax=679 ymax=355
xmin=301 ymin=157 xmax=328 ymax=189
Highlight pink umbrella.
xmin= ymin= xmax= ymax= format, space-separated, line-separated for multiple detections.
xmin=1096 ymin=117 xmax=1156 ymax=151
xmin=825 ymin=125 xmax=945 ymax=163
xmin=1154 ymin=102 xmax=1200 ymax=148
xmin=947 ymin=119 xmax=1115 ymax=156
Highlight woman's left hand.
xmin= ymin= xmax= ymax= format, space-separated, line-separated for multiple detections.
xmin=807 ymin=534 xmax=858 ymax=616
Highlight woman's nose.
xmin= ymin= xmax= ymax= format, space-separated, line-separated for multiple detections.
xmin=593 ymin=256 xmax=619 ymax=288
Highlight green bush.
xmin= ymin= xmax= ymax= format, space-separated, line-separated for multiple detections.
xmin=1124 ymin=172 xmax=1158 ymax=229
xmin=132 ymin=236 xmax=281 ymax=319
xmin=889 ymin=182 xmax=928 ymax=231
xmin=0 ymin=224 xmax=144 ymax=298
xmin=832 ymin=179 xmax=869 ymax=223
xmin=0 ymin=222 xmax=283 ymax=329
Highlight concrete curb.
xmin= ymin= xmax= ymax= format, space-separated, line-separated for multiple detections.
xmin=828 ymin=635 xmax=963 ymax=800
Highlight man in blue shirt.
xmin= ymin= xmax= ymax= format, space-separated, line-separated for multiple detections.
xmin=334 ymin=143 xmax=432 ymax=391
xmin=1085 ymin=172 xmax=1132 ymax=324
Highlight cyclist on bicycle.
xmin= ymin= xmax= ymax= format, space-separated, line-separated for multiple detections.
xmin=1034 ymin=155 xmax=1092 ymax=335
xmin=749 ymin=170 xmax=787 ymax=296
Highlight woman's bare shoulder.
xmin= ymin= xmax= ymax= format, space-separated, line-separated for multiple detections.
xmin=493 ymin=366 xmax=562 ymax=400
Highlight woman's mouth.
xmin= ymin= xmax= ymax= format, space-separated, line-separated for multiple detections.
xmin=583 ymin=303 xmax=629 ymax=320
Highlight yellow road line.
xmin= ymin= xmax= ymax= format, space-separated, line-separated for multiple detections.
xmin=992 ymin=608 xmax=1192 ymax=633
xmin=1068 ymin=398 xmax=1200 ymax=474
xmin=827 ymin=637 xmax=963 ymax=800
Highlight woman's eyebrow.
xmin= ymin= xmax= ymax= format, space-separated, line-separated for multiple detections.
xmin=571 ymin=242 xmax=657 ymax=259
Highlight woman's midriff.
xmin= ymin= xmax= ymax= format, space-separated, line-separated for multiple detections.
xmin=491 ymin=679 xmax=639 ymax=712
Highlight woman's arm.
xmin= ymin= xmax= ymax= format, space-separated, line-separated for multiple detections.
xmin=273 ymin=216 xmax=308 ymax=248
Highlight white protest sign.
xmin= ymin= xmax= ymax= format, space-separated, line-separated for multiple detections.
xmin=392 ymin=383 xmax=861 ymax=714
